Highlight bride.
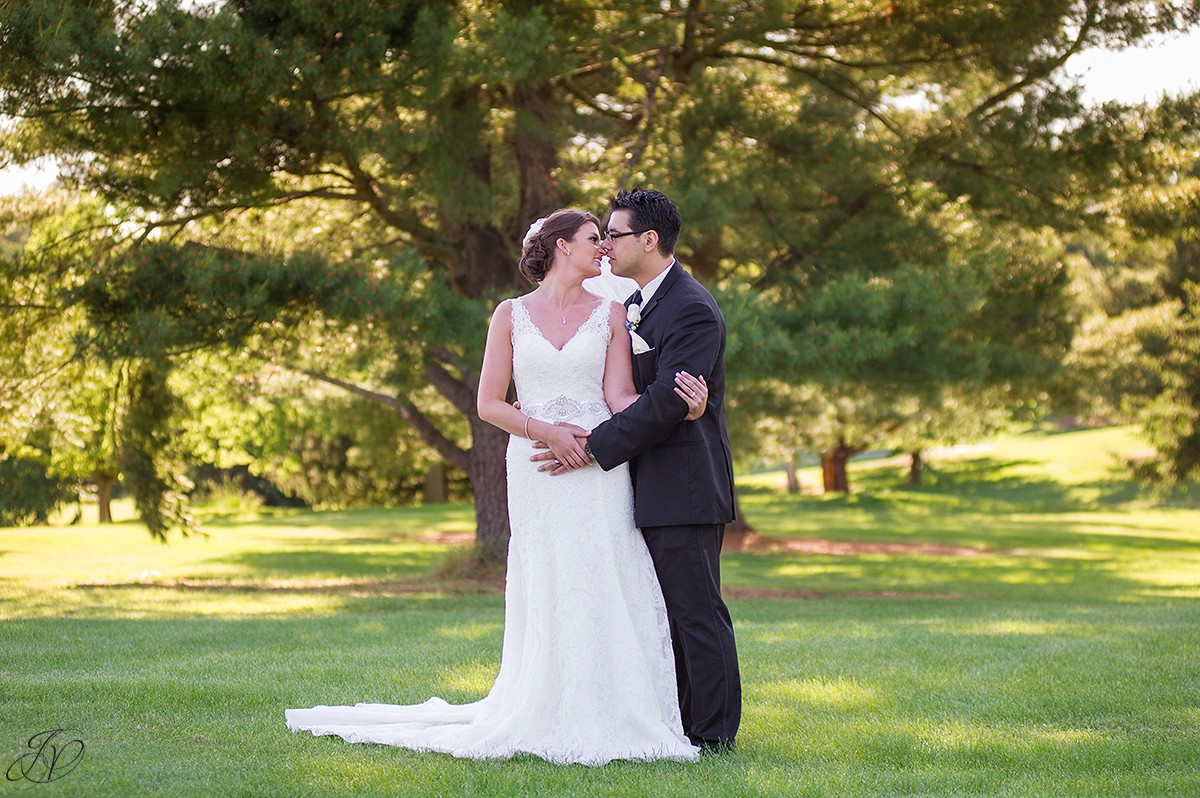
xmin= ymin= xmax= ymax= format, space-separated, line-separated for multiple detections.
xmin=286 ymin=209 xmax=708 ymax=765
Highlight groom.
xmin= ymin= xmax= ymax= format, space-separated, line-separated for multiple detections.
xmin=536 ymin=188 xmax=741 ymax=752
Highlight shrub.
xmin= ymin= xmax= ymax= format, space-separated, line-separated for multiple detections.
xmin=0 ymin=452 xmax=76 ymax=527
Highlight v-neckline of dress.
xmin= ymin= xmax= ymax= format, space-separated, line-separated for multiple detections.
xmin=518 ymin=297 xmax=607 ymax=352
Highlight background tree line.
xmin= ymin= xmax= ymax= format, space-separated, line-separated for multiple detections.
xmin=1 ymin=1 xmax=1197 ymax=559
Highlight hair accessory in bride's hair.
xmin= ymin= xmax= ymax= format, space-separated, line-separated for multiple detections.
xmin=522 ymin=217 xmax=547 ymax=248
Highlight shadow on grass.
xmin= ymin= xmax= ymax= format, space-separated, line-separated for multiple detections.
xmin=198 ymin=503 xmax=477 ymax=532
xmin=729 ymin=454 xmax=1200 ymax=604
xmin=182 ymin=506 xmax=480 ymax=585
xmin=858 ymin=458 xmax=1097 ymax=512
xmin=13 ymin=440 xmax=1193 ymax=615
xmin=740 ymin=455 xmax=1198 ymax=535
xmin=207 ymin=546 xmax=445 ymax=581
xmin=739 ymin=493 xmax=1200 ymax=557
xmin=869 ymin=455 xmax=1196 ymax=509
xmin=720 ymin=544 xmax=1167 ymax=604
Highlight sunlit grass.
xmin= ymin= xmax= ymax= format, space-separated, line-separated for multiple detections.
xmin=1 ymin=425 xmax=1198 ymax=796
xmin=0 ymin=503 xmax=479 ymax=620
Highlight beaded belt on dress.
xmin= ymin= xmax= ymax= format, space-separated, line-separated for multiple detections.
xmin=521 ymin=396 xmax=609 ymax=422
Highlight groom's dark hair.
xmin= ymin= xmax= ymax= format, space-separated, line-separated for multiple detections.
xmin=610 ymin=189 xmax=680 ymax=257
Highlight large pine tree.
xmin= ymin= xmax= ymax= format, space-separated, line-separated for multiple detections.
xmin=2 ymin=1 xmax=1196 ymax=555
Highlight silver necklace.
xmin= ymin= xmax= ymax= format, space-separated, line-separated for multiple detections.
xmin=552 ymin=288 xmax=583 ymax=324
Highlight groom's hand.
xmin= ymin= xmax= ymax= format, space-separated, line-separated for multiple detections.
xmin=530 ymin=422 xmax=592 ymax=475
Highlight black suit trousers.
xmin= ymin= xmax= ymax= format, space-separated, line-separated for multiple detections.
xmin=642 ymin=523 xmax=741 ymax=746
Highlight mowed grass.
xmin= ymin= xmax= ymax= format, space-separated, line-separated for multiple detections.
xmin=1 ymin=426 xmax=1198 ymax=797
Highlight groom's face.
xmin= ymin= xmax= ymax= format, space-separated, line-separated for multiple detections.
xmin=602 ymin=209 xmax=643 ymax=279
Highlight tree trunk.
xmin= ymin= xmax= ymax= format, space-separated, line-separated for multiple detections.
xmin=422 ymin=461 xmax=447 ymax=504
xmin=512 ymin=83 xmax=562 ymax=228
xmin=908 ymin=450 xmax=923 ymax=485
xmin=466 ymin=416 xmax=511 ymax=565
xmin=429 ymin=85 xmax=562 ymax=563
xmin=785 ymin=460 xmax=800 ymax=494
xmin=95 ymin=471 xmax=116 ymax=523
xmin=725 ymin=489 xmax=752 ymax=534
xmin=820 ymin=438 xmax=853 ymax=493
xmin=689 ymin=229 xmax=725 ymax=280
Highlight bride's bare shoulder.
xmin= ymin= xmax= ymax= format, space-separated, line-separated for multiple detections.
xmin=490 ymin=297 xmax=517 ymax=324
xmin=605 ymin=300 xmax=629 ymax=330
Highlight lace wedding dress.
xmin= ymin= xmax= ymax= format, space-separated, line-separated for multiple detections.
xmin=286 ymin=297 xmax=699 ymax=765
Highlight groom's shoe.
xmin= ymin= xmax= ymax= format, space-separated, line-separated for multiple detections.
xmin=690 ymin=736 xmax=736 ymax=755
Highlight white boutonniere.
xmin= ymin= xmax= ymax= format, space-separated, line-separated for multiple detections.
xmin=630 ymin=330 xmax=653 ymax=354
xmin=625 ymin=302 xmax=641 ymax=332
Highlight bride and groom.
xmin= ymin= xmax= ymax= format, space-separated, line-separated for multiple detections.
xmin=286 ymin=189 xmax=740 ymax=765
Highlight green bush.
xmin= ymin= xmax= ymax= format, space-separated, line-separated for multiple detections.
xmin=0 ymin=452 xmax=76 ymax=526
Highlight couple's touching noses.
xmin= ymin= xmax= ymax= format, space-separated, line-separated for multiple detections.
xmin=287 ymin=189 xmax=740 ymax=765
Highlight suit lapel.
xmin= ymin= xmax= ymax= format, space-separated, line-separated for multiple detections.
xmin=638 ymin=260 xmax=682 ymax=325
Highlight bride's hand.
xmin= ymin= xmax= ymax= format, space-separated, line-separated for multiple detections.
xmin=532 ymin=422 xmax=591 ymax=471
xmin=675 ymin=372 xmax=708 ymax=421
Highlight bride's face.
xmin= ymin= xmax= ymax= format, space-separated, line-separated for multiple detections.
xmin=563 ymin=222 xmax=602 ymax=277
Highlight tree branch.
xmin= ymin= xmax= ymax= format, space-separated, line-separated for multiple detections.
xmin=290 ymin=364 xmax=471 ymax=472
xmin=0 ymin=302 xmax=65 ymax=311
xmin=617 ymin=49 xmax=668 ymax=187
xmin=557 ymin=75 xmax=638 ymax=120
xmin=393 ymin=395 xmax=471 ymax=473
xmin=968 ymin=1 xmax=1100 ymax=122
xmin=304 ymin=96 xmax=446 ymax=252
xmin=425 ymin=347 xmax=477 ymax=417
xmin=714 ymin=48 xmax=903 ymax=137
xmin=243 ymin=347 xmax=471 ymax=472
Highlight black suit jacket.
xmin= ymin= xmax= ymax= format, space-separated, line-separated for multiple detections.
xmin=589 ymin=261 xmax=736 ymax=528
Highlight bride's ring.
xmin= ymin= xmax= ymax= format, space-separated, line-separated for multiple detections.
xmin=553 ymin=459 xmax=561 ymax=466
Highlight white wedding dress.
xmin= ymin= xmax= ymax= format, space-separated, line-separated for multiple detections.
xmin=286 ymin=297 xmax=699 ymax=766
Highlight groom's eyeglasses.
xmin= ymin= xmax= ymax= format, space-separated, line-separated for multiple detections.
xmin=603 ymin=229 xmax=647 ymax=240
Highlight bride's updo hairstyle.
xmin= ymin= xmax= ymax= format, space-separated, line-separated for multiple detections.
xmin=518 ymin=208 xmax=600 ymax=284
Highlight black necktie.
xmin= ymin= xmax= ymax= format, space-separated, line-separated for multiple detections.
xmin=628 ymin=290 xmax=643 ymax=307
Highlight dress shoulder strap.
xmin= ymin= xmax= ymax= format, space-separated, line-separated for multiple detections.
xmin=509 ymin=296 xmax=537 ymax=339
xmin=578 ymin=298 xmax=613 ymax=343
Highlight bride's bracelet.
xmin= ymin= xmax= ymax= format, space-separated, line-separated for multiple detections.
xmin=523 ymin=415 xmax=532 ymax=439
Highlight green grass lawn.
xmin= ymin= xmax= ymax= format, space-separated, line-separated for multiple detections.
xmin=2 ymin=426 xmax=1198 ymax=796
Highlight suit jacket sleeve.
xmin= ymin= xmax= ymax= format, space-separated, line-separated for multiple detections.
xmin=589 ymin=298 xmax=721 ymax=470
